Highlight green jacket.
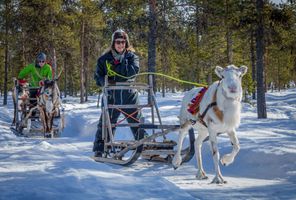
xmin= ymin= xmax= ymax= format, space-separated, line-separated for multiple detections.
xmin=18 ymin=63 xmax=52 ymax=87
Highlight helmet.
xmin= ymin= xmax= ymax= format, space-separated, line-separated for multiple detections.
xmin=111 ymin=29 xmax=130 ymax=49
xmin=36 ymin=52 xmax=46 ymax=62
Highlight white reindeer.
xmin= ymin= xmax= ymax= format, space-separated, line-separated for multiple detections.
xmin=172 ymin=65 xmax=248 ymax=184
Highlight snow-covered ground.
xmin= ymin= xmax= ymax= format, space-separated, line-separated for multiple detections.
xmin=0 ymin=89 xmax=295 ymax=200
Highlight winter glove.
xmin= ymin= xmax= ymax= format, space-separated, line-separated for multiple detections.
xmin=106 ymin=61 xmax=117 ymax=77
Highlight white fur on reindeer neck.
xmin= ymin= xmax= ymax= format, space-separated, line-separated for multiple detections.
xmin=213 ymin=65 xmax=247 ymax=129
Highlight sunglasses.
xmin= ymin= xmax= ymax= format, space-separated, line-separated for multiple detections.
xmin=115 ymin=40 xmax=126 ymax=45
xmin=38 ymin=60 xmax=45 ymax=63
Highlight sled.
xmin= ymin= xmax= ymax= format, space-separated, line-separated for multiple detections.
xmin=11 ymin=78 xmax=64 ymax=138
xmin=93 ymin=75 xmax=195 ymax=166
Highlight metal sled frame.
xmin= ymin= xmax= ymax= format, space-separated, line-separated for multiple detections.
xmin=11 ymin=79 xmax=64 ymax=138
xmin=93 ymin=75 xmax=195 ymax=165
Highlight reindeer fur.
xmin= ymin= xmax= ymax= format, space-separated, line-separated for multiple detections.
xmin=172 ymin=65 xmax=248 ymax=184
xmin=37 ymin=80 xmax=63 ymax=136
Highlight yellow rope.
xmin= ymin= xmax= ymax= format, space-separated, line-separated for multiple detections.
xmin=106 ymin=61 xmax=208 ymax=87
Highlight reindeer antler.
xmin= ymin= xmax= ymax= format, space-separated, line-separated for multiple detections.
xmin=55 ymin=66 xmax=64 ymax=80
xmin=35 ymin=66 xmax=64 ymax=81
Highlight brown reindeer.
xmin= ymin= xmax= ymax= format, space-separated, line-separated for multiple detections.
xmin=37 ymin=79 xmax=64 ymax=137
xmin=11 ymin=78 xmax=30 ymax=127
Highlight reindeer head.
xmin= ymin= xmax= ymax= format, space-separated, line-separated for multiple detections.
xmin=40 ymin=80 xmax=55 ymax=113
xmin=215 ymin=65 xmax=248 ymax=100
xmin=18 ymin=84 xmax=30 ymax=101
xmin=43 ymin=80 xmax=55 ymax=100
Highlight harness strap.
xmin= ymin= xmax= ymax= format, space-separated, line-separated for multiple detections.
xmin=199 ymin=102 xmax=217 ymax=120
xmin=198 ymin=82 xmax=223 ymax=127
xmin=198 ymin=102 xmax=217 ymax=128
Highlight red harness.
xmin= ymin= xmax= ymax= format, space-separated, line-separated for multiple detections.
xmin=188 ymin=83 xmax=223 ymax=128
xmin=187 ymin=87 xmax=208 ymax=115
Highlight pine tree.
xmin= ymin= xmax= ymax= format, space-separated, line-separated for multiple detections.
xmin=256 ymin=0 xmax=267 ymax=118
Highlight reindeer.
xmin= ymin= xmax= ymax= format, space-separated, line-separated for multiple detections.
xmin=37 ymin=79 xmax=64 ymax=137
xmin=32 ymin=67 xmax=64 ymax=138
xmin=172 ymin=65 xmax=248 ymax=184
xmin=12 ymin=78 xmax=30 ymax=127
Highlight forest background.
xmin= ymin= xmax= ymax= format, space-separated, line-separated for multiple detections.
xmin=0 ymin=0 xmax=295 ymax=118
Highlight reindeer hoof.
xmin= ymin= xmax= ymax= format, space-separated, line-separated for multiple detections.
xmin=211 ymin=176 xmax=227 ymax=184
xmin=196 ymin=170 xmax=208 ymax=180
xmin=172 ymin=155 xmax=182 ymax=170
xmin=44 ymin=133 xmax=52 ymax=138
xmin=221 ymin=154 xmax=234 ymax=166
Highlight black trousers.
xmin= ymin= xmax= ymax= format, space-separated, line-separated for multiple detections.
xmin=29 ymin=88 xmax=39 ymax=107
xmin=93 ymin=90 xmax=143 ymax=153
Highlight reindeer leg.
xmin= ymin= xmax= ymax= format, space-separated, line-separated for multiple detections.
xmin=221 ymin=129 xmax=240 ymax=166
xmin=12 ymin=87 xmax=17 ymax=126
xmin=49 ymin=114 xmax=54 ymax=138
xmin=60 ymin=108 xmax=65 ymax=130
xmin=209 ymin=130 xmax=226 ymax=184
xmin=21 ymin=106 xmax=37 ymax=127
xmin=195 ymin=127 xmax=208 ymax=180
xmin=172 ymin=123 xmax=190 ymax=169
xmin=45 ymin=113 xmax=52 ymax=138
xmin=12 ymin=100 xmax=16 ymax=126
xmin=39 ymin=107 xmax=47 ymax=135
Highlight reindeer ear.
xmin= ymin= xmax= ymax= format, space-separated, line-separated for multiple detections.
xmin=239 ymin=65 xmax=248 ymax=76
xmin=215 ymin=66 xmax=224 ymax=79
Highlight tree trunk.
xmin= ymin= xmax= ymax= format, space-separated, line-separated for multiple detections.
xmin=4 ymin=35 xmax=8 ymax=106
xmin=3 ymin=0 xmax=10 ymax=106
xmin=84 ymin=29 xmax=89 ymax=102
xmin=264 ymin=47 xmax=269 ymax=92
xmin=226 ymin=30 xmax=233 ymax=64
xmin=256 ymin=0 xmax=267 ymax=118
xmin=21 ymin=31 xmax=26 ymax=67
xmin=277 ymin=58 xmax=280 ymax=91
xmin=207 ymin=72 xmax=212 ymax=85
xmin=148 ymin=0 xmax=157 ymax=93
xmin=160 ymin=1 xmax=168 ymax=97
xmin=195 ymin=2 xmax=202 ymax=83
xmin=50 ymin=7 xmax=57 ymax=79
xmin=225 ymin=0 xmax=233 ymax=64
xmin=63 ymin=58 xmax=67 ymax=98
xmin=80 ymin=19 xmax=86 ymax=103
xmin=250 ymin=29 xmax=256 ymax=99
xmin=51 ymin=48 xmax=57 ymax=78
xmin=70 ymin=70 xmax=74 ymax=96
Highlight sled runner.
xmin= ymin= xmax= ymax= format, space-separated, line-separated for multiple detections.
xmin=93 ymin=75 xmax=195 ymax=166
xmin=11 ymin=78 xmax=64 ymax=138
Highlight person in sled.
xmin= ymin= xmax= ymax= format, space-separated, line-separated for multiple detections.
xmin=18 ymin=52 xmax=52 ymax=108
xmin=93 ymin=29 xmax=147 ymax=157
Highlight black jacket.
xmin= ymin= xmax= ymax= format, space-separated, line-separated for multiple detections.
xmin=94 ymin=50 xmax=140 ymax=105
xmin=94 ymin=50 xmax=139 ymax=87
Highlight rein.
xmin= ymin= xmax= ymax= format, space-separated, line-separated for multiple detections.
xmin=105 ymin=61 xmax=208 ymax=88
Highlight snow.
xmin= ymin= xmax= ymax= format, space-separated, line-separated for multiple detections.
xmin=0 ymin=88 xmax=295 ymax=200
